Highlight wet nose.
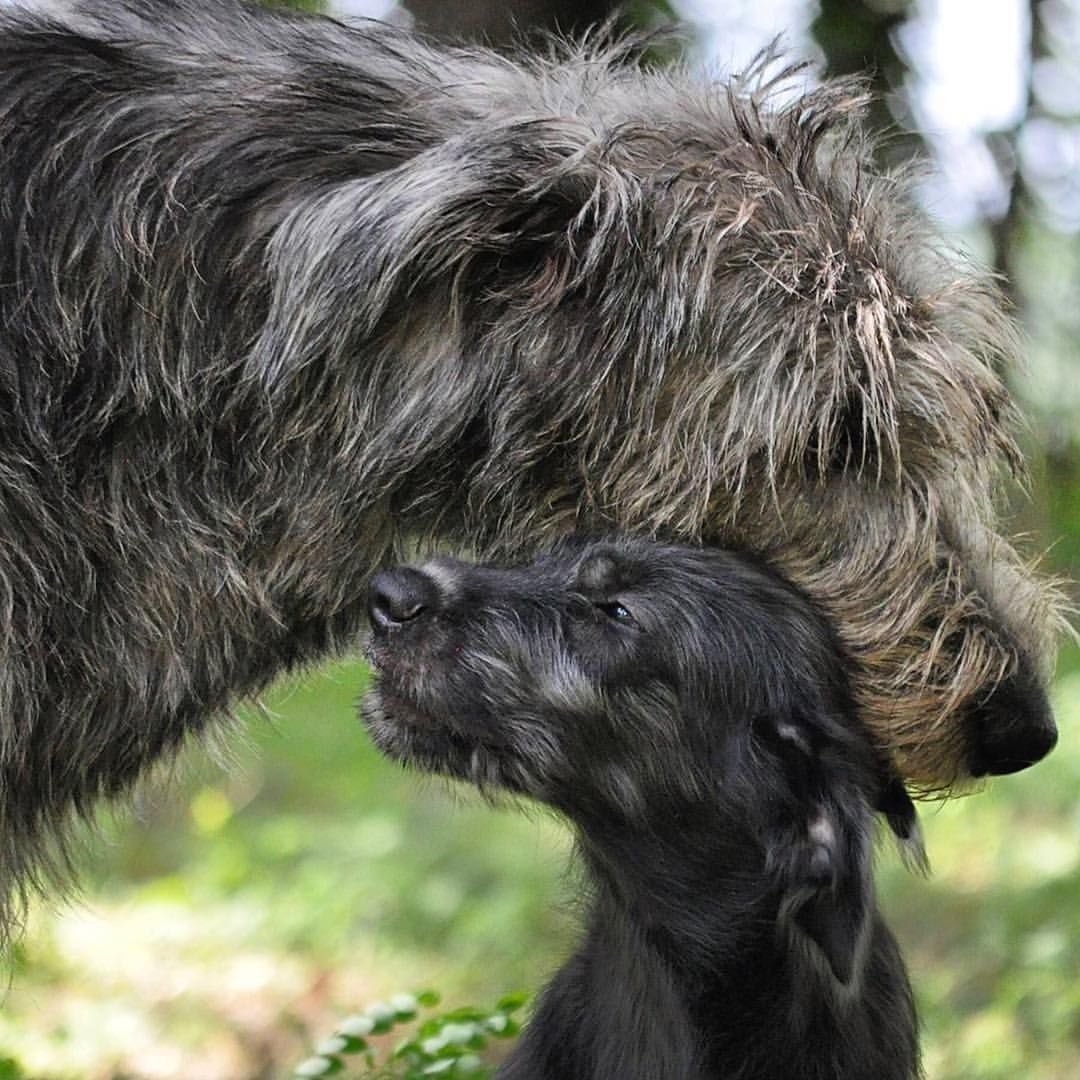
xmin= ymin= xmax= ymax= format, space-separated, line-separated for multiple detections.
xmin=965 ymin=662 xmax=1058 ymax=776
xmin=368 ymin=568 xmax=439 ymax=631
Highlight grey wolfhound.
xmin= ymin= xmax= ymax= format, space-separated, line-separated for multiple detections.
xmin=364 ymin=535 xmax=923 ymax=1080
xmin=0 ymin=0 xmax=1063 ymax=941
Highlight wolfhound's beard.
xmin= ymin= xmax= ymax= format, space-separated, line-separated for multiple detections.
xmin=0 ymin=0 xmax=1063 ymax=945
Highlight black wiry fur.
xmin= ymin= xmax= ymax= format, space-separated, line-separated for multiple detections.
xmin=0 ymin=0 xmax=1062 ymax=942
xmin=365 ymin=536 xmax=923 ymax=1080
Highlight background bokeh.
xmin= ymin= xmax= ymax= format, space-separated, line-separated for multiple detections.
xmin=1 ymin=1 xmax=1078 ymax=1077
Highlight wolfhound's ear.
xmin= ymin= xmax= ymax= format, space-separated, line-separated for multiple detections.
xmin=756 ymin=716 xmax=874 ymax=985
xmin=254 ymin=128 xmax=603 ymax=391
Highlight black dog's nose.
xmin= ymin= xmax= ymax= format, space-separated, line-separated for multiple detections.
xmin=368 ymin=568 xmax=439 ymax=631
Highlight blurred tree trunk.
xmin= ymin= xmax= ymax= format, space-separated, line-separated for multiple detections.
xmin=1001 ymin=1 xmax=1080 ymax=566
xmin=989 ymin=0 xmax=1045 ymax=308
xmin=811 ymin=0 xmax=918 ymax=164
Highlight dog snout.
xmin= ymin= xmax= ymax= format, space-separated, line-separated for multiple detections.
xmin=368 ymin=568 xmax=440 ymax=631
xmin=965 ymin=660 xmax=1057 ymax=776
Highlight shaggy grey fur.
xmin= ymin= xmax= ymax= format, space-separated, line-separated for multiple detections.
xmin=0 ymin=0 xmax=1063 ymax=941
xmin=364 ymin=536 xmax=923 ymax=1079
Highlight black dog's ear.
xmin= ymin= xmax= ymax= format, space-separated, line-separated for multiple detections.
xmin=876 ymin=771 xmax=928 ymax=875
xmin=756 ymin=716 xmax=874 ymax=986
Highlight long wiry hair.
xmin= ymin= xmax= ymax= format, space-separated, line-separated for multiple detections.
xmin=0 ymin=0 xmax=1064 ymax=942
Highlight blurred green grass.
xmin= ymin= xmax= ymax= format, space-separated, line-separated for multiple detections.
xmin=1 ymin=653 xmax=1077 ymax=1078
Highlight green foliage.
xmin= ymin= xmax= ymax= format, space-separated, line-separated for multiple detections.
xmin=292 ymin=991 xmax=527 ymax=1078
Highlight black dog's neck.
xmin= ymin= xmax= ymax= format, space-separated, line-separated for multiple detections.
xmin=500 ymin=813 xmax=917 ymax=1080
xmin=578 ymin=810 xmax=772 ymax=976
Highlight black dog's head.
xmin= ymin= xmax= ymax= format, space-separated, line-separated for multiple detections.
xmin=364 ymin=535 xmax=921 ymax=984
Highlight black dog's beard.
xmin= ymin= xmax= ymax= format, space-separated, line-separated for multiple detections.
xmin=361 ymin=681 xmax=523 ymax=795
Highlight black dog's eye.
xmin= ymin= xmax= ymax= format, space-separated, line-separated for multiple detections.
xmin=595 ymin=601 xmax=635 ymax=624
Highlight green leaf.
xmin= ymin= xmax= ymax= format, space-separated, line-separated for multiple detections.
xmin=495 ymin=992 xmax=529 ymax=1013
xmin=421 ymin=1059 xmax=458 ymax=1075
xmin=438 ymin=1021 xmax=480 ymax=1047
xmin=421 ymin=1035 xmax=448 ymax=1056
xmin=337 ymin=1014 xmax=376 ymax=1039
xmin=391 ymin=992 xmax=419 ymax=1019
xmin=391 ymin=1037 xmax=422 ymax=1059
xmin=435 ymin=1007 xmax=487 ymax=1026
xmin=365 ymin=1001 xmax=398 ymax=1034
xmin=293 ymin=1056 xmax=343 ymax=1078
xmin=485 ymin=1014 xmax=520 ymax=1037
xmin=312 ymin=1033 xmax=368 ymax=1056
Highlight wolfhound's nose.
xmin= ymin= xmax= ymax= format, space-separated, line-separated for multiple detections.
xmin=368 ymin=568 xmax=439 ymax=630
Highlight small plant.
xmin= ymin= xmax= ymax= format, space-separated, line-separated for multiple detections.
xmin=292 ymin=990 xmax=528 ymax=1079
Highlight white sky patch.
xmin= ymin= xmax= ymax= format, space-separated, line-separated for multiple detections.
xmin=900 ymin=0 xmax=1028 ymax=135
xmin=333 ymin=0 xmax=402 ymax=19
xmin=678 ymin=0 xmax=819 ymax=73
xmin=898 ymin=0 xmax=1028 ymax=226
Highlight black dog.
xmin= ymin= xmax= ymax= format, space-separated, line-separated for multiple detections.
xmin=364 ymin=536 xmax=923 ymax=1080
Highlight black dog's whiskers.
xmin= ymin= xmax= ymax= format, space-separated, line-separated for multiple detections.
xmin=365 ymin=536 xmax=923 ymax=1080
